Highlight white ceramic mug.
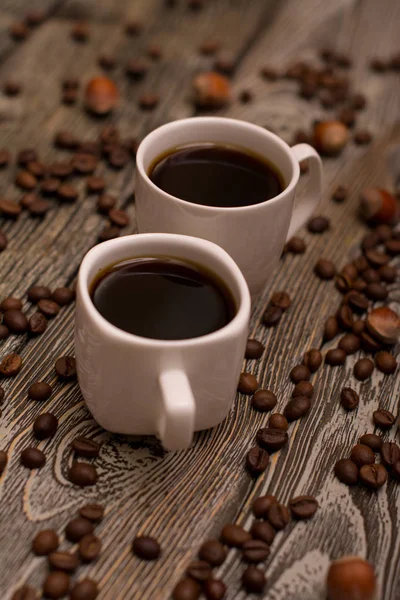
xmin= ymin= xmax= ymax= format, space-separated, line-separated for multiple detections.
xmin=136 ymin=117 xmax=322 ymax=296
xmin=75 ymin=233 xmax=251 ymax=451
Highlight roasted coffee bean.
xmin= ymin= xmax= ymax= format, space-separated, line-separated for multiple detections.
xmin=267 ymin=503 xmax=290 ymax=530
xmin=359 ymin=463 xmax=388 ymax=489
xmin=86 ymin=176 xmax=106 ymax=195
xmin=15 ymin=170 xmax=37 ymax=191
xmin=21 ymin=447 xmax=45 ymax=469
xmin=68 ymin=462 xmax=97 ymax=487
xmin=57 ymin=183 xmax=78 ymax=203
xmin=307 ymin=216 xmax=330 ymax=234
xmin=220 ymin=524 xmax=251 ymax=547
xmin=284 ymin=396 xmax=311 ymax=421
xmin=303 ymin=349 xmax=322 ymax=373
xmin=359 ymin=433 xmax=382 ymax=452
xmin=352 ymin=320 xmax=365 ymax=336
xmin=347 ymin=291 xmax=369 ymax=313
xmin=332 ymin=185 xmax=348 ymax=203
xmin=238 ymin=372 xmax=258 ymax=394
xmin=375 ymin=224 xmax=392 ymax=242
xmin=256 ymin=427 xmax=288 ymax=452
xmin=27 ymin=285 xmax=51 ymax=303
xmin=198 ymin=540 xmax=227 ymax=566
xmin=29 ymin=198 xmax=51 ymax=217
xmin=338 ymin=333 xmax=361 ymax=355
xmin=340 ymin=387 xmax=359 ymax=410
xmin=0 ymin=230 xmax=8 ymax=252
xmin=292 ymin=381 xmax=313 ymax=398
xmin=323 ymin=316 xmax=339 ymax=341
xmin=78 ymin=534 xmax=102 ymax=563
xmin=48 ymin=551 xmax=79 ymax=572
xmin=0 ymin=353 xmax=22 ymax=377
xmin=242 ymin=539 xmax=270 ymax=563
xmin=71 ymin=436 xmax=100 ymax=458
xmin=374 ymin=351 xmax=397 ymax=375
xmin=186 ymin=560 xmax=212 ymax=581
xmin=315 ymin=258 xmax=336 ymax=280
xmin=203 ymin=579 xmax=226 ymax=600
xmin=366 ymin=306 xmax=400 ymax=345
xmin=98 ymin=225 xmax=120 ymax=242
xmin=18 ymin=149 xmax=37 ymax=166
xmin=338 ymin=305 xmax=354 ymax=330
xmin=250 ymin=520 xmax=276 ymax=546
xmin=28 ymin=381 xmax=52 ymax=402
xmin=71 ymin=21 xmax=90 ymax=41
xmin=286 ymin=236 xmax=306 ymax=254
xmin=251 ymin=389 xmax=277 ymax=412
xmin=335 ymin=273 xmax=353 ymax=294
xmin=246 ymin=446 xmax=269 ymax=475
xmin=70 ymin=579 xmax=99 ymax=600
xmin=33 ymin=413 xmax=58 ymax=439
xmin=262 ymin=305 xmax=282 ymax=327
xmin=289 ymin=495 xmax=318 ymax=519
xmin=26 ymin=161 xmax=47 ymax=178
xmin=172 ymin=578 xmax=200 ymax=600
xmin=55 ymin=356 xmax=76 ymax=380
xmin=52 ymin=287 xmax=75 ymax=306
xmin=124 ymin=19 xmax=142 ymax=35
xmin=3 ymin=309 xmax=28 ymax=334
xmin=252 ymin=495 xmax=277 ymax=519
xmin=108 ymin=208 xmax=130 ymax=227
xmin=239 ymin=89 xmax=253 ymax=103
xmin=379 ymin=264 xmax=397 ymax=283
xmin=385 ymin=239 xmax=400 ymax=256
xmin=354 ymin=129 xmax=372 ymax=145
xmin=342 ymin=264 xmax=358 ymax=280
xmin=97 ymin=194 xmax=117 ymax=214
xmin=338 ymin=107 xmax=356 ymax=128
xmin=269 ymin=413 xmax=289 ymax=431
xmin=125 ymin=59 xmax=149 ymax=80
xmin=0 ymin=149 xmax=11 ymax=168
xmin=353 ymin=358 xmax=374 ymax=381
xmin=80 ymin=503 xmax=104 ymax=523
xmin=245 ymin=339 xmax=265 ymax=359
xmin=99 ymin=54 xmax=116 ymax=70
xmin=0 ymin=451 xmax=7 ymax=476
xmin=360 ymin=331 xmax=383 ymax=352
xmin=72 ymin=153 xmax=98 ymax=174
xmin=1 ymin=297 xmax=22 ymax=311
xmin=350 ymin=444 xmax=375 ymax=467
xmin=334 ymin=458 xmax=359 ymax=485
xmin=242 ymin=566 xmax=266 ymax=594
xmin=0 ymin=324 xmax=9 ymax=339
xmin=40 ymin=177 xmax=60 ymax=196
xmin=373 ymin=409 xmax=395 ymax=430
xmin=32 ymin=529 xmax=59 ymax=556
xmin=0 ymin=386 xmax=5 ymax=403
xmin=139 ymin=92 xmax=160 ymax=111
xmin=54 ymin=130 xmax=79 ymax=149
xmin=361 ymin=231 xmax=379 ymax=251
xmin=380 ymin=442 xmax=400 ymax=468
xmin=325 ymin=348 xmax=346 ymax=366
xmin=270 ymin=291 xmax=291 ymax=311
xmin=63 ymin=89 xmax=78 ymax=105
xmin=79 ymin=141 xmax=100 ymax=155
xmin=364 ymin=249 xmax=389 ymax=268
xmin=65 ymin=518 xmax=94 ymax=543
xmin=365 ymin=282 xmax=388 ymax=301
xmin=11 ymin=585 xmax=38 ymax=599
xmin=0 ymin=199 xmax=22 ymax=219
xmin=42 ymin=571 xmax=70 ymax=599
xmin=393 ymin=462 xmax=400 ymax=481
xmin=37 ymin=299 xmax=60 ymax=318
xmin=290 ymin=364 xmax=310 ymax=383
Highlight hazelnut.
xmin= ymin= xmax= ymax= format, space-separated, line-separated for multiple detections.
xmin=85 ymin=77 xmax=119 ymax=116
xmin=192 ymin=71 xmax=231 ymax=109
xmin=313 ymin=120 xmax=349 ymax=156
xmin=366 ymin=306 xmax=400 ymax=345
xmin=327 ymin=556 xmax=376 ymax=600
xmin=359 ymin=188 xmax=398 ymax=224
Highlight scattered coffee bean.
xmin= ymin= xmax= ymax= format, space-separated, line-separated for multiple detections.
xmin=325 ymin=348 xmax=346 ymax=366
xmin=242 ymin=566 xmax=266 ymax=594
xmin=365 ymin=249 xmax=389 ymax=269
xmin=0 ymin=353 xmax=22 ymax=377
xmin=48 ymin=551 xmax=79 ymax=572
xmin=28 ymin=381 xmax=52 ymax=401
xmin=220 ymin=524 xmax=251 ymax=547
xmin=54 ymin=130 xmax=79 ymax=149
xmin=360 ymin=331 xmax=383 ymax=352
xmin=18 ymin=149 xmax=37 ymax=166
xmin=270 ymin=291 xmax=291 ymax=311
xmin=332 ymin=185 xmax=348 ymax=203
xmin=78 ymin=534 xmax=102 ymax=563
xmin=359 ymin=433 xmax=382 ymax=452
xmin=68 ymin=462 xmax=98 ymax=487
xmin=29 ymin=198 xmax=51 ymax=217
xmin=327 ymin=556 xmax=377 ymax=600
xmin=269 ymin=413 xmax=289 ymax=431
xmin=286 ymin=236 xmax=306 ymax=254
xmin=380 ymin=442 xmax=400 ymax=468
xmin=350 ymin=444 xmax=375 ymax=467
xmin=256 ymin=427 xmax=288 ymax=452
xmin=0 ymin=324 xmax=8 ymax=339
xmin=290 ymin=364 xmax=310 ymax=383
xmin=289 ymin=495 xmax=318 ymax=519
xmin=3 ymin=309 xmax=28 ymax=334
xmin=172 ymin=578 xmax=200 ymax=600
xmin=303 ymin=349 xmax=322 ymax=372
xmin=379 ymin=264 xmax=397 ymax=283
xmin=37 ymin=299 xmax=60 ymax=318
xmin=292 ymin=381 xmax=313 ymax=398
xmin=186 ymin=561 xmax=212 ymax=581
xmin=138 ymin=93 xmax=160 ymax=111
xmin=315 ymin=258 xmax=336 ymax=280
xmin=32 ymin=529 xmax=59 ymax=556
xmin=99 ymin=54 xmax=116 ymax=71
xmin=352 ymin=320 xmax=365 ymax=336
xmin=239 ymin=89 xmax=253 ymax=103
xmin=373 ymin=409 xmax=395 ymax=430
xmin=242 ymin=539 xmax=270 ymax=563
xmin=338 ymin=333 xmax=361 ymax=355
xmin=97 ymin=194 xmax=117 ymax=214
xmin=347 ymin=291 xmax=369 ymax=313
xmin=353 ymin=358 xmax=374 ymax=381
xmin=246 ymin=446 xmax=269 ymax=476
xmin=374 ymin=351 xmax=396 ymax=375
xmin=385 ymin=239 xmax=400 ymax=256
xmin=52 ymin=287 xmax=75 ymax=306
xmin=354 ymin=130 xmax=372 ymax=145
xmin=198 ymin=540 xmax=227 ymax=566
xmin=0 ymin=450 xmax=7 ymax=475
xmin=323 ymin=316 xmax=339 ymax=341
xmin=42 ymin=571 xmax=70 ymax=599
xmin=307 ymin=216 xmax=330 ymax=234
xmin=71 ymin=21 xmax=89 ymax=42
xmin=359 ymin=463 xmax=388 ymax=489
xmin=70 ymin=579 xmax=99 ymax=600
xmin=203 ymin=579 xmax=226 ymax=600
xmin=27 ymin=285 xmax=51 ymax=303
xmin=72 ymin=154 xmax=98 ymax=175
xmin=238 ymin=372 xmax=258 ymax=394
xmin=65 ymin=518 xmax=94 ymax=543
xmin=0 ymin=199 xmax=22 ymax=219
xmin=21 ymin=447 xmax=46 ymax=469
xmin=71 ymin=436 xmax=100 ymax=458
xmin=11 ymin=585 xmax=38 ymax=600
xmin=55 ymin=356 xmax=76 ymax=380
xmin=252 ymin=495 xmax=277 ymax=519
xmin=245 ymin=339 xmax=265 ymax=359
xmin=393 ymin=462 xmax=400 ymax=481
xmin=262 ymin=305 xmax=282 ymax=327
xmin=1 ymin=297 xmax=22 ymax=311
xmin=267 ymin=503 xmax=290 ymax=530
xmin=340 ymin=387 xmax=359 ymax=410
xmin=98 ymin=225 xmax=120 ymax=242
xmin=334 ymin=458 xmax=359 ymax=485
xmin=108 ymin=208 xmax=130 ymax=227
xmin=41 ymin=177 xmax=60 ymax=196
xmin=0 ymin=149 xmax=11 ymax=168
xmin=365 ymin=282 xmax=388 ymax=301
xmin=251 ymin=389 xmax=277 ymax=412
xmin=15 ymin=170 xmax=37 ymax=191
xmin=250 ymin=520 xmax=276 ymax=545
xmin=79 ymin=503 xmax=104 ymax=523
xmin=337 ymin=305 xmax=354 ymax=330
xmin=86 ymin=176 xmax=106 ymax=195
xmin=33 ymin=413 xmax=58 ymax=439
xmin=284 ymin=396 xmax=311 ymax=421
xmin=366 ymin=307 xmax=400 ymax=345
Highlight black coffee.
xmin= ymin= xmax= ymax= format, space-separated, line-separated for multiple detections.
xmin=149 ymin=143 xmax=284 ymax=207
xmin=91 ymin=257 xmax=235 ymax=340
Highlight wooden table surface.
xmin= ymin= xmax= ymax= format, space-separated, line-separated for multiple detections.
xmin=0 ymin=0 xmax=399 ymax=598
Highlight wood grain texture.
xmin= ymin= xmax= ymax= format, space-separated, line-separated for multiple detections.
xmin=0 ymin=0 xmax=399 ymax=598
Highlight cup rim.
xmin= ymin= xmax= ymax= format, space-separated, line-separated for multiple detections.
xmin=77 ymin=233 xmax=251 ymax=348
xmin=136 ymin=116 xmax=300 ymax=212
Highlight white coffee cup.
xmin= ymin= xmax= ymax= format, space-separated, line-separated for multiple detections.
xmin=75 ymin=233 xmax=251 ymax=451
xmin=136 ymin=117 xmax=322 ymax=296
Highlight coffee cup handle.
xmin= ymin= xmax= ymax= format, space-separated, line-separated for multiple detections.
xmin=286 ymin=143 xmax=323 ymax=240
xmin=158 ymin=368 xmax=196 ymax=451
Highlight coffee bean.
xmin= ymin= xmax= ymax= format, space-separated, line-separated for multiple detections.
xmin=338 ymin=333 xmax=361 ymax=355
xmin=252 ymin=495 xmax=277 ymax=519
xmin=267 ymin=503 xmax=290 ymax=530
xmin=15 ymin=170 xmax=37 ymax=191
xmin=315 ymin=259 xmax=336 ymax=280
xmin=48 ymin=551 xmax=79 ymax=572
xmin=55 ymin=356 xmax=76 ymax=380
xmin=242 ymin=539 xmax=270 ymax=563
xmin=359 ymin=463 xmax=388 ymax=489
xmin=0 ymin=149 xmax=11 ymax=168
xmin=62 ymin=89 xmax=77 ymax=103
xmin=107 ymin=148 xmax=130 ymax=169
xmin=303 ymin=349 xmax=322 ymax=373
xmin=354 ymin=130 xmax=372 ymax=145
xmin=340 ymin=387 xmax=359 ymax=410
xmin=0 ymin=198 xmax=22 ymax=219
xmin=360 ymin=331 xmax=383 ymax=352
xmin=172 ymin=578 xmax=200 ymax=600
xmin=54 ymin=130 xmax=79 ymax=149
xmin=32 ymin=529 xmax=59 ymax=556
xmin=198 ymin=540 xmax=227 ymax=566
xmin=284 ymin=396 xmax=311 ymax=421
xmin=86 ymin=176 xmax=106 ymax=195
xmin=393 ymin=462 xmax=400 ymax=481
xmin=292 ymin=381 xmax=313 ymax=398
xmin=269 ymin=413 xmax=289 ymax=431
xmin=325 ymin=348 xmax=347 ymax=367
xmin=70 ymin=579 xmax=99 ymax=600
xmin=332 ymin=185 xmax=348 ymax=203
xmin=1 ymin=297 xmax=22 ymax=311
xmin=380 ymin=442 xmax=400 ymax=468
xmin=203 ymin=579 xmax=226 ymax=600
xmin=323 ymin=316 xmax=339 ymax=341
xmin=52 ymin=287 xmax=75 ymax=306
xmin=290 ymin=364 xmax=310 ymax=384
xmin=0 ymin=230 xmax=8 ymax=252
xmin=33 ymin=413 xmax=58 ymax=439
xmin=238 ymin=372 xmax=258 ymax=394
xmin=347 ymin=291 xmax=369 ymax=313
xmin=43 ymin=571 xmax=70 ymax=599
xmin=0 ymin=353 xmax=22 ymax=377
xmin=335 ymin=273 xmax=353 ymax=294
xmin=27 ymin=285 xmax=51 ymax=303
xmin=132 ymin=535 xmax=161 ymax=561
xmin=373 ymin=409 xmax=395 ymax=430
xmin=270 ymin=291 xmax=291 ymax=311
xmin=246 ymin=446 xmax=269 ymax=476
xmin=338 ymin=305 xmax=354 ymax=330
xmin=374 ymin=351 xmax=397 ymax=375
xmin=21 ymin=447 xmax=45 ymax=469
xmin=11 ymin=585 xmax=38 ymax=599
xmin=71 ymin=21 xmax=90 ymax=42
xmin=286 ymin=236 xmax=306 ymax=254
xmin=186 ymin=560 xmax=212 ymax=582
xmin=29 ymin=198 xmax=51 ymax=217
xmin=365 ymin=282 xmax=388 ymax=301
xmin=350 ymin=444 xmax=375 ymax=467
xmin=68 ymin=462 xmax=97 ymax=487
xmin=3 ymin=309 xmax=28 ymax=334
xmin=18 ymin=149 xmax=37 ymax=166
xmin=72 ymin=153 xmax=98 ymax=175
xmin=97 ymin=194 xmax=117 ymax=214
xmin=40 ymin=177 xmax=60 ymax=196
xmin=71 ymin=436 xmax=100 ymax=458
xmin=78 ymin=534 xmax=102 ymax=563
xmin=220 ymin=524 xmax=251 ymax=547
xmin=359 ymin=433 xmax=382 ymax=452
xmin=65 ymin=518 xmax=93 ymax=543
xmin=80 ymin=503 xmax=104 ymax=523
xmin=385 ymin=239 xmax=400 ymax=256
xmin=0 ymin=450 xmax=7 ymax=474
xmin=250 ymin=520 xmax=276 ymax=545
xmin=361 ymin=232 xmax=379 ymax=251
xmin=125 ymin=59 xmax=149 ymax=80
xmin=354 ymin=358 xmax=374 ymax=381
xmin=338 ymin=107 xmax=356 ymax=128
xmin=98 ymin=225 xmax=120 ymax=242
xmin=379 ymin=264 xmax=397 ymax=283
xmin=262 ymin=305 xmax=282 ymax=327
xmin=334 ymin=458 xmax=359 ymax=485
xmin=245 ymin=339 xmax=265 ymax=359
xmin=108 ymin=208 xmax=130 ymax=227
xmin=365 ymin=249 xmax=389 ymax=269
xmin=242 ymin=566 xmax=266 ymax=594
xmin=352 ymin=320 xmax=365 ymax=336
xmin=307 ymin=216 xmax=330 ymax=234
xmin=0 ymin=324 xmax=9 ymax=339
xmin=28 ymin=381 xmax=52 ymax=401
xmin=99 ymin=54 xmax=116 ymax=71
xmin=258 ymin=421 xmax=289 ymax=448
xmin=251 ymin=389 xmax=277 ymax=412
xmin=38 ymin=299 xmax=60 ymax=318
xmin=289 ymin=495 xmax=318 ymax=519
xmin=342 ymin=263 xmax=358 ymax=280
